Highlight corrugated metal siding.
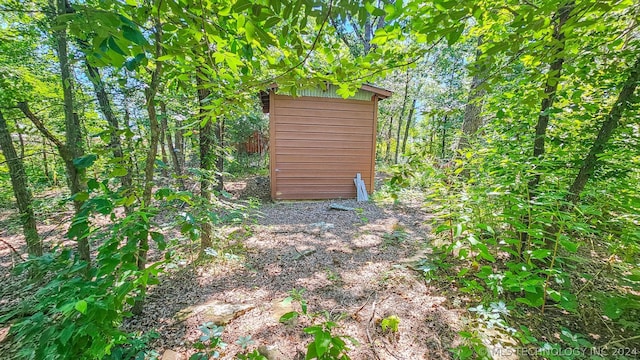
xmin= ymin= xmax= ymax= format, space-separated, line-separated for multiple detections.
xmin=277 ymin=84 xmax=373 ymax=102
xmin=271 ymin=94 xmax=376 ymax=200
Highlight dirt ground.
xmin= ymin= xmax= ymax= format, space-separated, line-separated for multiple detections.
xmin=125 ymin=197 xmax=464 ymax=359
xmin=0 ymin=179 xmax=466 ymax=359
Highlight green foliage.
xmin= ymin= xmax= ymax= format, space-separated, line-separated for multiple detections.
xmin=105 ymin=331 xmax=160 ymax=360
xmin=190 ymin=322 xmax=227 ymax=360
xmin=303 ymin=323 xmax=353 ymax=360
xmin=380 ymin=315 xmax=400 ymax=333
xmin=2 ymin=0 xmax=640 ymax=357
xmin=236 ymin=350 xmax=268 ymax=360
xmin=382 ymin=228 xmax=407 ymax=247
xmin=0 ymin=192 xmax=167 ymax=359
xmin=279 ymin=289 xmax=356 ymax=360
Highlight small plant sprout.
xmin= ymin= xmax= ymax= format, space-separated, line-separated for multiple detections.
xmin=204 ymin=247 xmax=219 ymax=257
xmin=190 ymin=322 xmax=227 ymax=360
xmin=279 ymin=289 xmax=357 ymax=359
xmin=380 ymin=315 xmax=401 ymax=333
xmin=235 ymin=335 xmax=255 ymax=349
xmin=355 ymin=207 xmax=368 ymax=223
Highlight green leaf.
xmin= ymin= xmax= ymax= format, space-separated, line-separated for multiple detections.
xmin=446 ymin=25 xmax=464 ymax=45
xmin=108 ymin=37 xmax=126 ymax=56
xmin=73 ymin=154 xmax=97 ymax=169
xmin=245 ymin=20 xmax=256 ymax=42
xmin=150 ymin=231 xmax=166 ymax=250
xmin=264 ymin=16 xmax=281 ymax=28
xmin=314 ymin=330 xmax=331 ymax=357
xmin=278 ymin=311 xmax=298 ymax=323
xmin=530 ymin=249 xmax=551 ymax=260
xmin=381 ymin=315 xmax=400 ymax=332
xmin=75 ymin=300 xmax=88 ymax=314
xmin=59 ymin=325 xmax=74 ymax=344
xmin=72 ymin=192 xmax=90 ymax=202
xmin=232 ymin=0 xmax=251 ymax=12
xmin=559 ymin=238 xmax=579 ymax=252
xmin=122 ymin=25 xmax=147 ymax=45
xmin=156 ymin=54 xmax=174 ymax=62
xmin=109 ymin=167 xmax=128 ymax=177
xmin=305 ymin=342 xmax=317 ymax=360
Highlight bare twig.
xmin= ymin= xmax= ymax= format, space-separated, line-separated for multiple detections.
xmin=262 ymin=0 xmax=334 ymax=85
xmin=17 ymin=102 xmax=67 ymax=154
xmin=353 ymin=291 xmax=376 ymax=318
xmin=603 ymin=334 xmax=640 ymax=348
xmin=0 ymin=238 xmax=25 ymax=261
xmin=365 ymin=297 xmax=381 ymax=360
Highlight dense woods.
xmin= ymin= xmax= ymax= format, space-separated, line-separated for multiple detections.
xmin=0 ymin=0 xmax=639 ymax=359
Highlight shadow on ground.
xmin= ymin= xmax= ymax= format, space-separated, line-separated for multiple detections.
xmin=124 ymin=199 xmax=463 ymax=359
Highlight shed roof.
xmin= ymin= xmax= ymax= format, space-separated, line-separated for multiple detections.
xmin=260 ymin=83 xmax=392 ymax=113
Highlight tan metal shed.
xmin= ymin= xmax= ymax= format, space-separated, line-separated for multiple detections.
xmin=261 ymin=84 xmax=391 ymax=200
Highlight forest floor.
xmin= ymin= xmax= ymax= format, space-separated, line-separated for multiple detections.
xmin=0 ymin=176 xmax=483 ymax=359
xmin=123 ymin=187 xmax=470 ymax=359
xmin=7 ymin=176 xmax=625 ymax=359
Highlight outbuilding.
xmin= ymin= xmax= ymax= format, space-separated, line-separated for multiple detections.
xmin=260 ymin=83 xmax=391 ymax=200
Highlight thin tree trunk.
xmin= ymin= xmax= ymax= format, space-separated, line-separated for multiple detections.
xmin=395 ymin=71 xmax=411 ymax=164
xmin=45 ymin=0 xmax=90 ymax=264
xmin=142 ymin=91 xmax=160 ymax=207
xmin=197 ymin=69 xmax=214 ymax=252
xmin=159 ymin=102 xmax=169 ymax=178
xmin=0 ymin=110 xmax=42 ymax=256
xmin=169 ymin=128 xmax=185 ymax=190
xmin=174 ymin=118 xmax=185 ymax=172
xmin=161 ymin=102 xmax=184 ymax=189
xmin=16 ymin=126 xmax=25 ymax=160
xmin=363 ymin=16 xmax=372 ymax=55
xmin=401 ymin=98 xmax=418 ymax=155
xmin=84 ymin=62 xmax=133 ymax=199
xmin=529 ymin=2 xmax=574 ymax=189
xmin=42 ymin=137 xmax=50 ymax=183
xmin=567 ymin=55 xmax=640 ymax=203
xmin=519 ymin=2 xmax=574 ymax=254
xmin=132 ymin=17 xmax=163 ymax=315
xmin=124 ymin=106 xmax=140 ymax=178
xmin=215 ymin=118 xmax=224 ymax=191
xmin=384 ymin=116 xmax=394 ymax=162
xmin=441 ymin=114 xmax=447 ymax=159
xmin=429 ymin=122 xmax=434 ymax=154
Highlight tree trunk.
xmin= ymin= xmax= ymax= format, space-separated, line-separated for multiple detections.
xmin=394 ymin=71 xmax=411 ymax=164
xmin=84 ymin=62 xmax=133 ymax=199
xmin=429 ymin=121 xmax=434 ymax=154
xmin=174 ymin=118 xmax=185 ymax=172
xmin=42 ymin=136 xmax=51 ymax=183
xmin=0 ymin=110 xmax=42 ymax=256
xmin=455 ymin=38 xmax=486 ymax=152
xmin=132 ymin=18 xmax=163 ymax=315
xmin=124 ymin=106 xmax=141 ymax=178
xmin=161 ymin=102 xmax=184 ymax=189
xmin=363 ymin=16 xmax=372 ymax=55
xmin=567 ymin=54 xmax=640 ymax=203
xmin=441 ymin=114 xmax=447 ymax=159
xmin=197 ymin=70 xmax=214 ymax=252
xmin=529 ymin=2 xmax=574 ymax=189
xmin=384 ymin=116 xmax=394 ymax=162
xmin=215 ymin=118 xmax=224 ymax=192
xmin=401 ymin=98 xmax=417 ymax=155
xmin=16 ymin=126 xmax=25 ymax=160
xmin=44 ymin=0 xmax=90 ymax=264
xmin=519 ymin=2 xmax=574 ymax=254
xmin=159 ymin=102 xmax=169 ymax=178
xmin=142 ymin=90 xmax=160 ymax=207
